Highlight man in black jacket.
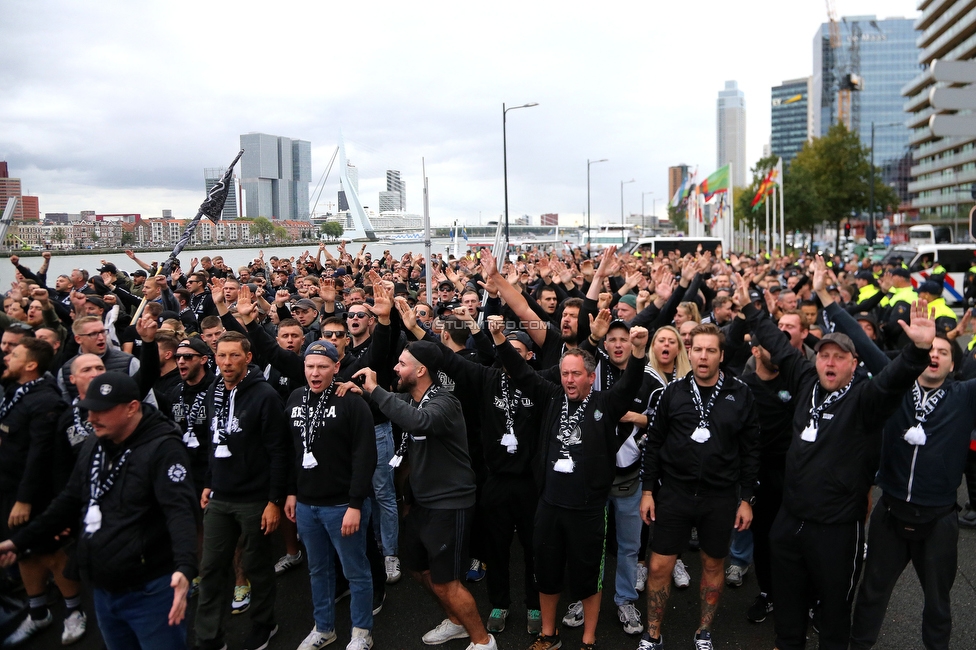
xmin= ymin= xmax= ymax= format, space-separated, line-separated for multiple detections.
xmin=638 ymin=323 xmax=760 ymax=650
xmin=750 ymin=257 xmax=934 ymax=650
xmin=0 ymin=372 xmax=199 ymax=649
xmin=195 ymin=332 xmax=291 ymax=650
xmin=0 ymin=338 xmax=84 ymax=646
xmin=284 ymin=340 xmax=377 ymax=650
xmin=492 ymin=321 xmax=649 ymax=650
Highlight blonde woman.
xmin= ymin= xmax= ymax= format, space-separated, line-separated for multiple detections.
xmin=674 ymin=301 xmax=701 ymax=327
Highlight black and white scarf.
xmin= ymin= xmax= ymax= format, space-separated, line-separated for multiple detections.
xmin=0 ymin=378 xmax=43 ymax=423
xmin=498 ymin=372 xmax=522 ymax=453
xmin=299 ymin=382 xmax=335 ymax=469
xmin=390 ymin=385 xmax=440 ymax=468
xmin=801 ymin=378 xmax=855 ymax=442
xmin=904 ymin=381 xmax=947 ymax=446
xmin=70 ymin=398 xmax=95 ymax=445
xmin=210 ymin=383 xmax=240 ymax=458
xmin=83 ymin=445 xmax=132 ymax=534
xmin=553 ymin=393 xmax=591 ymax=473
xmin=178 ymin=385 xmax=207 ymax=449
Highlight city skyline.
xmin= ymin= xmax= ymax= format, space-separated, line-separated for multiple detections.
xmin=1 ymin=1 xmax=919 ymax=225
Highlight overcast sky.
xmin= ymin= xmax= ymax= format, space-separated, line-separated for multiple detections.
xmin=1 ymin=0 xmax=920 ymax=227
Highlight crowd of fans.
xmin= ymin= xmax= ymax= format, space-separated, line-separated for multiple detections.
xmin=0 ymin=239 xmax=975 ymax=650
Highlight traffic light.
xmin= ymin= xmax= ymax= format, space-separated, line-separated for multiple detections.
xmin=844 ymin=222 xmax=851 ymax=238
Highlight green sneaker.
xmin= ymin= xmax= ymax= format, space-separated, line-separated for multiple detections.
xmin=526 ymin=609 xmax=542 ymax=636
xmin=487 ymin=608 xmax=508 ymax=633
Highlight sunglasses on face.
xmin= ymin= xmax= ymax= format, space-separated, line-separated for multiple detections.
xmin=416 ymin=310 xmax=429 ymax=316
xmin=174 ymin=353 xmax=203 ymax=360
xmin=347 ymin=312 xmax=369 ymax=319
xmin=322 ymin=331 xmax=346 ymax=339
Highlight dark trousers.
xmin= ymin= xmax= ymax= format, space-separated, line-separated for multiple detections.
xmin=481 ymin=473 xmax=540 ymax=610
xmin=770 ymin=509 xmax=864 ymax=650
xmin=752 ymin=473 xmax=784 ymax=597
xmin=964 ymin=449 xmax=976 ymax=505
xmin=196 ymin=500 xmax=276 ymax=643
xmin=850 ymin=499 xmax=958 ymax=650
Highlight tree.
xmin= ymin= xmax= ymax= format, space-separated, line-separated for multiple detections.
xmin=666 ymin=205 xmax=686 ymax=233
xmin=250 ymin=216 xmax=275 ymax=243
xmin=790 ymin=124 xmax=898 ymax=250
xmin=121 ymin=231 xmax=134 ymax=246
xmin=273 ymin=225 xmax=288 ymax=242
xmin=321 ymin=221 xmax=344 ymax=240
xmin=735 ymin=155 xmax=780 ymax=244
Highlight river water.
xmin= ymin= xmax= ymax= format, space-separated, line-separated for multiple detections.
xmin=3 ymin=239 xmax=472 ymax=286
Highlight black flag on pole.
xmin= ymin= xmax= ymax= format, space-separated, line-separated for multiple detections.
xmin=162 ymin=149 xmax=244 ymax=274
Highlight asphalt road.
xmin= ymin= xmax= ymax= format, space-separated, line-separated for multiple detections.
xmin=14 ymin=485 xmax=976 ymax=649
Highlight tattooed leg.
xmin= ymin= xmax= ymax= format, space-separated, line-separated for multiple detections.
xmin=646 ymin=552 xmax=677 ymax=638
xmin=699 ymin=552 xmax=725 ymax=632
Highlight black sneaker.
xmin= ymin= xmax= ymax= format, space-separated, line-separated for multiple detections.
xmin=194 ymin=638 xmax=227 ymax=650
xmin=746 ymin=593 xmax=773 ymax=623
xmin=373 ymin=589 xmax=386 ymax=615
xmin=243 ymin=623 xmax=278 ymax=650
xmin=693 ymin=629 xmax=712 ymax=650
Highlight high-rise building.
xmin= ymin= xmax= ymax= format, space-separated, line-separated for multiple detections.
xmin=812 ymin=16 xmax=918 ymax=201
xmin=378 ymin=191 xmax=400 ymax=212
xmin=385 ymin=170 xmax=406 ymax=212
xmin=20 ymin=195 xmax=39 ymax=221
xmin=717 ymin=81 xmax=747 ymax=187
xmin=541 ymin=213 xmax=559 ymax=226
xmin=0 ymin=162 xmax=23 ymax=220
xmin=668 ymin=165 xmax=689 ymax=202
xmin=904 ymin=1 xmax=976 ymax=218
xmin=204 ymin=169 xmax=239 ymax=220
xmin=771 ymin=77 xmax=812 ymax=165
xmin=239 ymin=133 xmax=312 ymax=220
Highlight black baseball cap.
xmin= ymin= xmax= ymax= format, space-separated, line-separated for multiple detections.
xmin=96 ymin=263 xmax=117 ymax=274
xmin=79 ymin=372 xmax=140 ymax=411
xmin=178 ymin=338 xmax=211 ymax=357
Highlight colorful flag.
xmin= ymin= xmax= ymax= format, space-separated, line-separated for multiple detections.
xmin=462 ymin=225 xmax=468 ymax=241
xmin=750 ymin=158 xmax=783 ymax=212
xmin=699 ymin=165 xmax=730 ymax=201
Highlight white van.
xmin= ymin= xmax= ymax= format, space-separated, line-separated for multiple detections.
xmin=908 ymin=224 xmax=953 ymax=246
xmin=886 ymin=244 xmax=976 ymax=305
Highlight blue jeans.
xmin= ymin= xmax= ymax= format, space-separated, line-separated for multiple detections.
xmin=296 ymin=500 xmax=373 ymax=633
xmin=609 ymin=488 xmax=643 ymax=606
xmin=370 ymin=421 xmax=399 ymax=556
xmin=730 ymin=528 xmax=754 ymax=567
xmin=93 ymin=574 xmax=188 ymax=650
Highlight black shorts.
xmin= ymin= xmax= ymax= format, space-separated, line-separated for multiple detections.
xmin=0 ymin=492 xmax=63 ymax=556
xmin=401 ymin=504 xmax=474 ymax=584
xmin=650 ymin=483 xmax=738 ymax=559
xmin=533 ymin=501 xmax=607 ymax=601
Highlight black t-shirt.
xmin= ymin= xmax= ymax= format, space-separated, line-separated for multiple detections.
xmin=543 ymin=399 xmax=587 ymax=509
xmin=120 ymin=325 xmax=144 ymax=359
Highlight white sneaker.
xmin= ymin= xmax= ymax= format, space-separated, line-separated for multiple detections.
xmin=672 ymin=559 xmax=691 ymax=589
xmin=464 ymin=634 xmax=498 ymax=650
xmin=345 ymin=627 xmax=373 ymax=650
xmin=422 ymin=619 xmax=469 ymax=645
xmin=725 ymin=563 xmax=748 ymax=587
xmin=618 ymin=602 xmax=644 ymax=635
xmin=61 ymin=610 xmax=87 ymax=645
xmin=298 ymin=626 xmax=337 ymax=650
xmin=274 ymin=550 xmax=304 ymax=575
xmin=562 ymin=600 xmax=584 ymax=627
xmin=3 ymin=612 xmax=53 ymax=647
xmin=385 ymin=555 xmax=402 ymax=584
xmin=636 ymin=563 xmax=648 ymax=591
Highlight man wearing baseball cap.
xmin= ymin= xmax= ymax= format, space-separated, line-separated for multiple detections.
xmin=878 ymin=267 xmax=917 ymax=349
xmin=0 ymin=372 xmax=199 ymax=649
xmin=749 ymin=258 xmax=934 ymax=650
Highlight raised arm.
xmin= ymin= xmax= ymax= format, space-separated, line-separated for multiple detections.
xmin=481 ymin=248 xmax=549 ymax=348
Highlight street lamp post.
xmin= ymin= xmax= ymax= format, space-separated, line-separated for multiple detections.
xmin=503 ymin=102 xmax=539 ymax=250
xmin=587 ymin=158 xmax=608 ymax=247
xmin=642 ymin=191 xmax=654 ymax=233
xmin=620 ymin=179 xmax=635 ymax=244
xmin=869 ymin=121 xmax=902 ymax=244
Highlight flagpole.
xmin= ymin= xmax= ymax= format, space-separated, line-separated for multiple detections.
xmin=423 ymin=158 xmax=432 ymax=303
xmin=729 ymin=162 xmax=735 ymax=253
xmin=779 ymin=168 xmax=786 ymax=255
xmin=765 ymin=186 xmax=770 ymax=254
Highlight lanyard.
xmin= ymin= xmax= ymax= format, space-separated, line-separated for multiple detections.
xmin=84 ymin=445 xmax=131 ymax=534
xmin=688 ymin=372 xmax=724 ymax=443
xmin=390 ymin=385 xmax=439 ymax=468
xmin=299 ymin=382 xmax=334 ymax=469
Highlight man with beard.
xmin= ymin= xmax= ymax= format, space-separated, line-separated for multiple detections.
xmin=185 ymin=272 xmax=217 ymax=322
xmin=194 ymin=332 xmax=291 ymax=650
xmin=351 ymin=341 xmax=496 ymax=650
xmin=492 ymin=321 xmax=649 ymax=650
xmin=749 ymin=257 xmax=934 ymax=650
xmin=59 ymin=316 xmax=140 ymax=401
xmin=0 ymin=338 xmax=85 ymax=646
xmin=284 ymin=341 xmax=377 ymax=650
xmin=346 ymin=303 xmax=375 ymax=358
